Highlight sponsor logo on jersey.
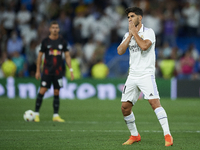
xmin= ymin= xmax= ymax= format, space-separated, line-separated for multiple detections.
xmin=129 ymin=45 xmax=141 ymax=52
xmin=49 ymin=49 xmax=61 ymax=56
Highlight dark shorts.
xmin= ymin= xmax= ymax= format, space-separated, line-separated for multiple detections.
xmin=40 ymin=74 xmax=63 ymax=89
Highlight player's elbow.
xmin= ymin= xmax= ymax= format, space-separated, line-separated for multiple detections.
xmin=117 ymin=47 xmax=124 ymax=55
xmin=140 ymin=45 xmax=149 ymax=51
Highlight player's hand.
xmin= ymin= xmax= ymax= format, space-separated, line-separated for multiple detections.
xmin=70 ymin=72 xmax=74 ymax=81
xmin=129 ymin=21 xmax=139 ymax=36
xmin=35 ymin=72 xmax=41 ymax=80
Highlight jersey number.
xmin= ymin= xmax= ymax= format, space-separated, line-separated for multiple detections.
xmin=58 ymin=78 xmax=63 ymax=87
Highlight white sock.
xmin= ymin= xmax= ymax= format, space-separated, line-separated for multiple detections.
xmin=154 ymin=107 xmax=171 ymax=136
xmin=124 ymin=112 xmax=138 ymax=136
xmin=53 ymin=114 xmax=59 ymax=117
xmin=35 ymin=112 xmax=39 ymax=116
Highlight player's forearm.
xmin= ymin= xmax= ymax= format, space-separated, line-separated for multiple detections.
xmin=133 ymin=33 xmax=149 ymax=51
xmin=36 ymin=53 xmax=43 ymax=73
xmin=117 ymin=35 xmax=132 ymax=55
xmin=66 ymin=59 xmax=72 ymax=69
xmin=36 ymin=59 xmax=41 ymax=73
xmin=65 ymin=55 xmax=72 ymax=69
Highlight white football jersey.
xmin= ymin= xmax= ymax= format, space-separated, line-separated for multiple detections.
xmin=121 ymin=24 xmax=156 ymax=77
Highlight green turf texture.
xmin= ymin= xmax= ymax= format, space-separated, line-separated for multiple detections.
xmin=0 ymin=97 xmax=199 ymax=150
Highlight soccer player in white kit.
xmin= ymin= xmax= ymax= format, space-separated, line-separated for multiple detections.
xmin=117 ymin=7 xmax=173 ymax=146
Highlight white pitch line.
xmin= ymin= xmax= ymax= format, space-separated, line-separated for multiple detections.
xmin=2 ymin=130 xmax=63 ymax=132
xmin=1 ymin=130 xmax=200 ymax=133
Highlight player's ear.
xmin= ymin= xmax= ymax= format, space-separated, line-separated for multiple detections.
xmin=139 ymin=15 xmax=142 ymax=21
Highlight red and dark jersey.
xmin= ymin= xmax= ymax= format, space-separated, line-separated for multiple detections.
xmin=40 ymin=36 xmax=69 ymax=76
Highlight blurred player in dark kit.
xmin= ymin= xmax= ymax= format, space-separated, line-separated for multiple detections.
xmin=34 ymin=21 xmax=74 ymax=122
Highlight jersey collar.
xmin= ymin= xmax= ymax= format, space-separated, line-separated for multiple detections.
xmin=138 ymin=24 xmax=144 ymax=33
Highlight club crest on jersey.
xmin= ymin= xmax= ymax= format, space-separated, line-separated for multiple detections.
xmin=58 ymin=44 xmax=63 ymax=49
xmin=140 ymin=35 xmax=144 ymax=40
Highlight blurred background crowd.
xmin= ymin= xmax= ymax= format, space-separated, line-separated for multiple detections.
xmin=0 ymin=0 xmax=200 ymax=80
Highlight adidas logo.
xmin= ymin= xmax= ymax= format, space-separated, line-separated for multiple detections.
xmin=149 ymin=93 xmax=153 ymax=96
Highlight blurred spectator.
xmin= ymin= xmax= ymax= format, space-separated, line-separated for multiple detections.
xmin=91 ymin=58 xmax=109 ymax=79
xmin=16 ymin=4 xmax=31 ymax=31
xmin=104 ymin=1 xmax=121 ymax=24
xmin=159 ymin=56 xmax=176 ymax=79
xmin=0 ymin=5 xmax=5 ymax=24
xmin=47 ymin=0 xmax=60 ymax=20
xmin=163 ymin=4 xmax=177 ymax=47
xmin=83 ymin=37 xmax=97 ymax=63
xmin=2 ymin=5 xmax=16 ymax=37
xmin=160 ymin=42 xmax=172 ymax=59
xmin=0 ymin=22 xmax=7 ymax=56
xmin=37 ymin=0 xmax=50 ymax=17
xmin=143 ymin=9 xmax=163 ymax=47
xmin=57 ymin=10 xmax=72 ymax=41
xmin=170 ymin=46 xmax=182 ymax=60
xmin=12 ymin=51 xmax=26 ymax=77
xmin=182 ymin=2 xmax=200 ymax=36
xmin=177 ymin=50 xmax=195 ymax=79
xmin=91 ymin=12 xmax=110 ymax=44
xmin=37 ymin=19 xmax=49 ymax=42
xmin=73 ymin=4 xmax=95 ymax=44
xmin=1 ymin=54 xmax=16 ymax=77
xmin=117 ymin=10 xmax=128 ymax=40
xmin=7 ymin=31 xmax=23 ymax=56
xmin=21 ymin=22 xmax=38 ymax=46
xmin=25 ymin=40 xmax=37 ymax=77
xmin=187 ymin=43 xmax=199 ymax=61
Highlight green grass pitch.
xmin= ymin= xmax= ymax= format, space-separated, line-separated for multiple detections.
xmin=0 ymin=97 xmax=199 ymax=150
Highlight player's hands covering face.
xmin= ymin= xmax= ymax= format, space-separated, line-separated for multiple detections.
xmin=129 ymin=21 xmax=139 ymax=36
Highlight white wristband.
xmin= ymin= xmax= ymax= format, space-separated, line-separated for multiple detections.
xmin=70 ymin=68 xmax=73 ymax=72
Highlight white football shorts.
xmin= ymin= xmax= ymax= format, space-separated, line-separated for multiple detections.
xmin=121 ymin=74 xmax=160 ymax=105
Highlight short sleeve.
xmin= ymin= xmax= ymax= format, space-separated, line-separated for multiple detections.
xmin=143 ymin=28 xmax=156 ymax=43
xmin=63 ymin=40 xmax=69 ymax=52
xmin=120 ymin=32 xmax=129 ymax=45
xmin=39 ymin=40 xmax=46 ymax=53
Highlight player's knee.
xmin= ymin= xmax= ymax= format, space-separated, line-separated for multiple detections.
xmin=39 ymin=87 xmax=47 ymax=95
xmin=54 ymin=90 xmax=59 ymax=95
xmin=121 ymin=105 xmax=131 ymax=116
xmin=148 ymin=98 xmax=161 ymax=110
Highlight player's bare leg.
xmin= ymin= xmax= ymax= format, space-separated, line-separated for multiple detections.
xmin=148 ymin=98 xmax=173 ymax=146
xmin=121 ymin=101 xmax=141 ymax=145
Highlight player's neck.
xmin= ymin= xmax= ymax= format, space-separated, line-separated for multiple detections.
xmin=49 ymin=34 xmax=59 ymax=40
xmin=137 ymin=23 xmax=142 ymax=31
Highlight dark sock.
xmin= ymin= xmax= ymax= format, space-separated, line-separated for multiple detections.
xmin=53 ymin=95 xmax=59 ymax=114
xmin=35 ymin=93 xmax=44 ymax=112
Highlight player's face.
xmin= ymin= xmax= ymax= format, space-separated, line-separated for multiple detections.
xmin=127 ymin=12 xmax=140 ymax=26
xmin=49 ymin=24 xmax=60 ymax=35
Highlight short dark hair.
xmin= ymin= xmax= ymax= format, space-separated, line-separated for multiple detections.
xmin=125 ymin=7 xmax=143 ymax=17
xmin=50 ymin=21 xmax=59 ymax=26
